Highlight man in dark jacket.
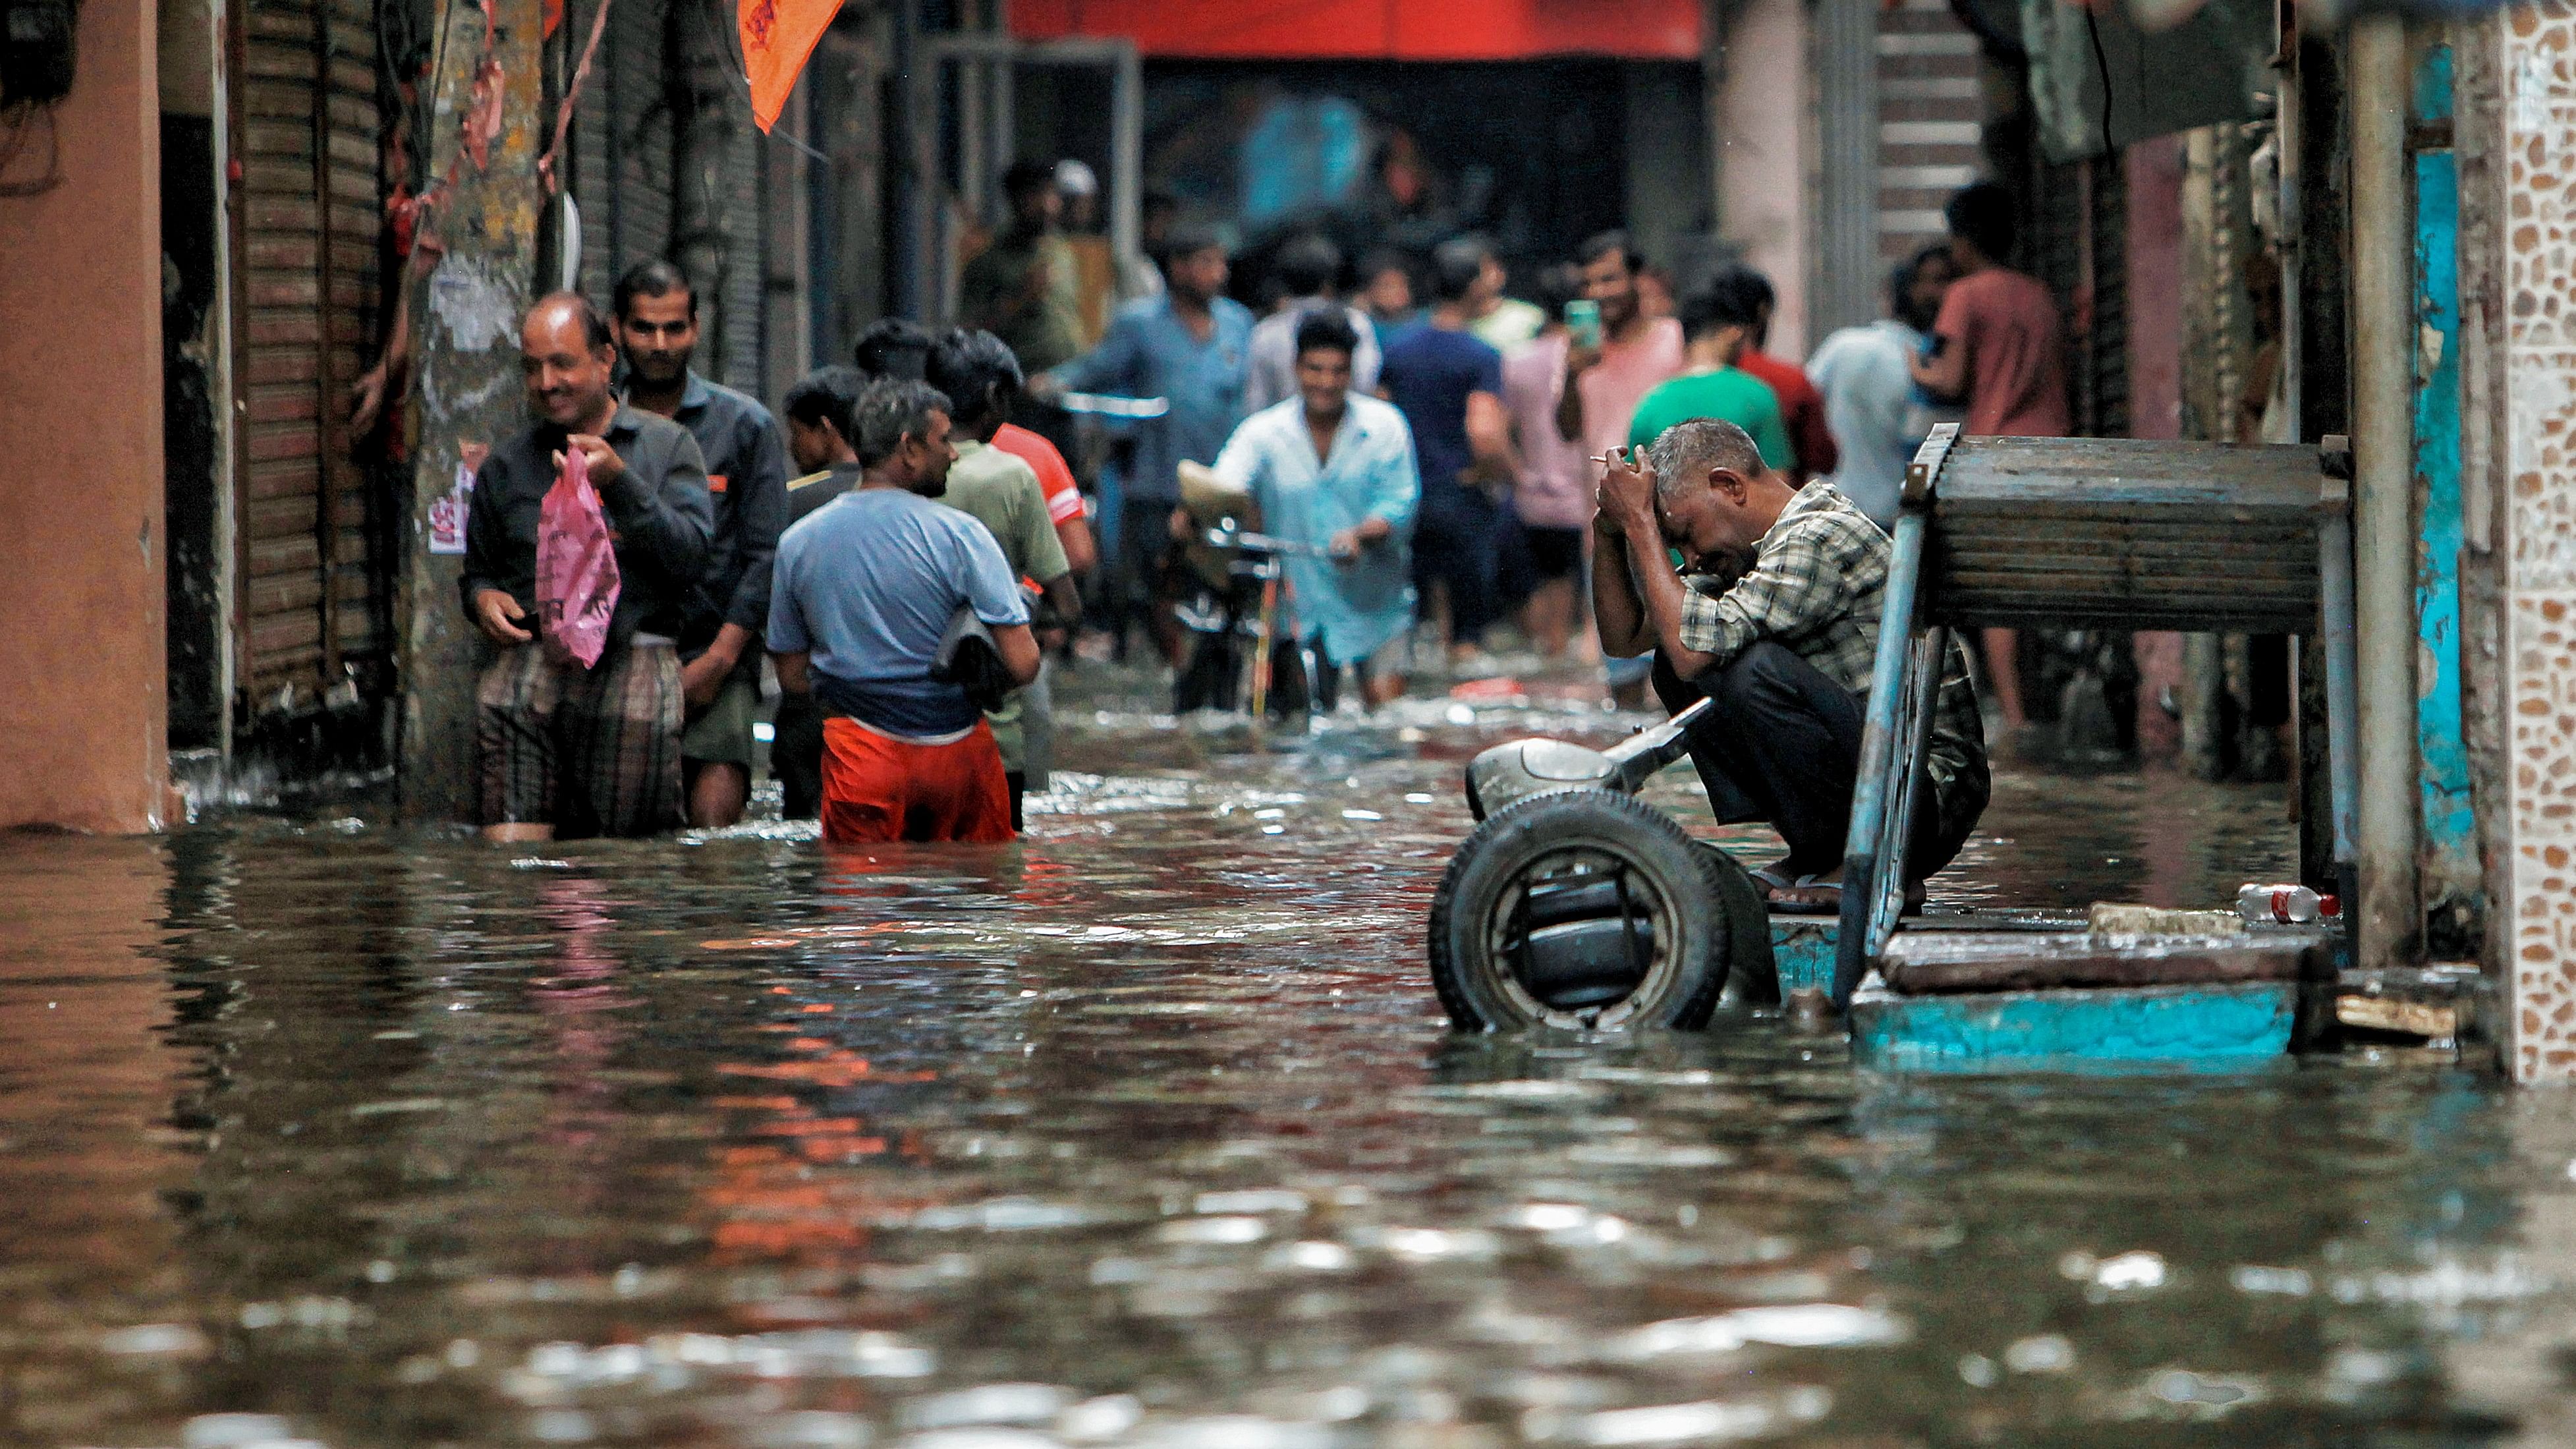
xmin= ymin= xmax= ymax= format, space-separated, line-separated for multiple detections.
xmin=613 ymin=260 xmax=789 ymax=828
xmin=772 ymin=364 xmax=870 ymax=820
xmin=461 ymin=292 xmax=713 ymax=841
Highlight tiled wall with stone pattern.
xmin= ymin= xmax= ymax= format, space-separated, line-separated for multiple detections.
xmin=2498 ymin=3 xmax=2576 ymax=1080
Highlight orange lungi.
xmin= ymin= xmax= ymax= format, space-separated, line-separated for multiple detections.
xmin=818 ymin=716 xmax=1015 ymax=843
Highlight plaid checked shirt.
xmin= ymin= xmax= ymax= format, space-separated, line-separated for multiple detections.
xmin=1674 ymin=483 xmax=1988 ymax=830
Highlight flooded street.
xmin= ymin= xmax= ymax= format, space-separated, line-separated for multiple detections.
xmin=3 ymin=675 xmax=2567 ymax=1448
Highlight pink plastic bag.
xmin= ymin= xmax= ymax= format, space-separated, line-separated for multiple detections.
xmin=536 ymin=446 xmax=622 ymax=669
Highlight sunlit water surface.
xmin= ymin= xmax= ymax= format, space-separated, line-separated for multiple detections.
xmin=1 ymin=673 xmax=2566 ymax=1448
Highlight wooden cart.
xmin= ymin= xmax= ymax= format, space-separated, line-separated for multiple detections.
xmin=1830 ymin=424 xmax=2362 ymax=1008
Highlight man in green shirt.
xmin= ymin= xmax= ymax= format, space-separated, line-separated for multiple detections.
xmin=958 ymin=162 xmax=1086 ymax=377
xmin=926 ymin=329 xmax=1082 ymax=829
xmin=1627 ymin=285 xmax=1794 ymax=469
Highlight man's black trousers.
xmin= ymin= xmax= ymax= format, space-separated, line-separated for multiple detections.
xmin=1650 ymin=642 xmax=1973 ymax=884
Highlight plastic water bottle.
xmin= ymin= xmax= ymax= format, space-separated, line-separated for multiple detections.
xmin=2237 ymin=883 xmax=2339 ymax=924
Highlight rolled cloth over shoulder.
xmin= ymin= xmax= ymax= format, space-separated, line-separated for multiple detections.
xmin=810 ymin=607 xmax=1011 ymax=736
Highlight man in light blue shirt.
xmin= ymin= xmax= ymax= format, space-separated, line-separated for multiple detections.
xmin=1040 ymin=223 xmax=1252 ymax=664
xmin=1211 ymin=312 xmax=1420 ymax=710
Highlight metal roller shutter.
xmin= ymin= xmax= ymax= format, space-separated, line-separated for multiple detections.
xmin=569 ymin=0 xmax=675 ymax=300
xmin=229 ymin=0 xmax=385 ymax=709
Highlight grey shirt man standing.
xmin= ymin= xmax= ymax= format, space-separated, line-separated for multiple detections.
xmin=612 ymin=260 xmax=789 ymax=829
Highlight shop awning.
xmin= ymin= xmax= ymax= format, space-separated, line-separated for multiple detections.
xmin=1007 ymin=0 xmax=1703 ymax=61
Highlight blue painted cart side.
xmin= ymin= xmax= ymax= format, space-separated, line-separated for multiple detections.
xmin=1849 ymin=980 xmax=2300 ymax=1073
xmin=2412 ymin=42 xmax=2477 ymax=932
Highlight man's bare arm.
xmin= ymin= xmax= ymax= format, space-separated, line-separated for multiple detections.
xmin=1619 ymin=529 xmax=1720 ymax=680
xmin=773 ymin=650 xmax=812 ymax=696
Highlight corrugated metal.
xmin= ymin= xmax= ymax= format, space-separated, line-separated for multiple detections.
xmin=2027 ymin=153 xmax=2128 ymax=440
xmin=230 ymin=0 xmax=385 ymax=706
xmin=1875 ymin=0 xmax=1982 ymax=264
xmin=668 ymin=0 xmax=763 ymax=397
xmin=1814 ymin=0 xmax=1878 ymax=338
xmin=719 ymin=111 xmax=765 ymax=396
xmin=571 ymin=0 xmax=615 ymax=299
xmin=567 ymin=0 xmax=675 ymax=298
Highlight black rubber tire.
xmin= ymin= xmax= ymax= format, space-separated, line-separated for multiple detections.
xmin=1427 ymin=788 xmax=1754 ymax=1032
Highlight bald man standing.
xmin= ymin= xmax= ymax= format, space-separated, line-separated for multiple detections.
xmin=459 ymin=292 xmax=714 ymax=841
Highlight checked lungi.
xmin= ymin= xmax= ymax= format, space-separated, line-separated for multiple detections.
xmin=476 ymin=641 xmax=685 ymax=837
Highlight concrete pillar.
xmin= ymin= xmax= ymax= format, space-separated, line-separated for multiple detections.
xmin=396 ymin=0 xmax=544 ymax=823
xmin=2349 ymin=15 xmax=2422 ymax=973
xmin=2458 ymin=3 xmax=2576 ymax=1081
xmin=1716 ymin=0 xmax=1812 ymax=356
xmin=0 ymin=0 xmax=171 ymax=832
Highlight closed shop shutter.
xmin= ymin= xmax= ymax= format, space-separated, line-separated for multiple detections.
xmin=2028 ymin=154 xmax=2128 ymax=440
xmin=570 ymin=0 xmax=675 ymax=300
xmin=229 ymin=0 xmax=385 ymax=708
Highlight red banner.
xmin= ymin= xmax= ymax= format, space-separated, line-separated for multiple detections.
xmin=1010 ymin=0 xmax=1701 ymax=61
xmin=740 ymin=0 xmax=843 ymax=132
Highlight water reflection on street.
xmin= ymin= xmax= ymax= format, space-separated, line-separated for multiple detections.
xmin=1 ymin=673 xmax=2563 ymax=1446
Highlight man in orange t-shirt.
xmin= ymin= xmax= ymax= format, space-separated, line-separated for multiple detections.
xmin=1703 ymin=263 xmax=1837 ymax=485
xmin=992 ymin=420 xmax=1097 ymax=576
xmin=1913 ymin=180 xmax=2071 ymax=729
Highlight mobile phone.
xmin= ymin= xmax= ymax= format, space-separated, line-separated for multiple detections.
xmin=1565 ymin=298 xmax=1602 ymax=349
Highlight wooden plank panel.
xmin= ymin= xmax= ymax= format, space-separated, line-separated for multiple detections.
xmin=245 ymin=273 xmax=321 ymax=308
xmin=243 ymin=351 xmax=320 ymax=387
xmin=245 ymin=457 xmax=320 ymax=496
xmin=245 ymin=423 xmax=320 ymax=463
xmin=248 ymin=510 xmax=323 ymax=554
xmin=243 ymin=312 xmax=322 ymax=347
xmin=243 ymin=235 xmax=321 ymax=271
xmin=242 ymin=45 xmax=316 ymax=79
xmin=244 ymin=387 xmax=319 ymax=424
xmin=242 ymin=196 xmax=318 ymax=231
xmin=242 ymin=157 xmax=316 ymax=194
xmin=241 ymin=118 xmax=313 ymax=156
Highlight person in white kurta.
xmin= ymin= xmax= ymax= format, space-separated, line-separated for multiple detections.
xmin=1210 ymin=312 xmax=1421 ymax=707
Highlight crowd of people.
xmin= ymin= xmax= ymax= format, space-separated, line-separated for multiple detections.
xmin=453 ymin=169 xmax=2067 ymax=905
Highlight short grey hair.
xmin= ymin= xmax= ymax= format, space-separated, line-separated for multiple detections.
xmin=854 ymin=378 xmax=953 ymax=468
xmin=1646 ymin=418 xmax=1768 ymax=500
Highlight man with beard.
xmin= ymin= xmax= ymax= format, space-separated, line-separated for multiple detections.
xmin=611 ymin=260 xmax=788 ymax=828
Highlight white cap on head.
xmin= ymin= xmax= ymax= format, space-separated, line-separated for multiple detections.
xmin=1053 ymin=159 xmax=1099 ymax=198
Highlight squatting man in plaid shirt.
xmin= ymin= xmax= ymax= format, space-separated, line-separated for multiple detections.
xmin=1592 ymin=418 xmax=1990 ymax=913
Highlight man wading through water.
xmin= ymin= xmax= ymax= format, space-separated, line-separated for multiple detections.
xmin=768 ymin=379 xmax=1041 ymax=843
xmin=611 ymin=261 xmax=790 ymax=830
xmin=1591 ymin=418 xmax=1989 ymax=911
xmin=1207 ymin=310 xmax=1421 ymax=711
xmin=462 ymin=293 xmax=713 ymax=840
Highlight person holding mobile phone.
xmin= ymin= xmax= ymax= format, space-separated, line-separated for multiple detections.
xmin=1554 ymin=231 xmax=1685 ymax=705
xmin=1498 ymin=265 xmax=1598 ymax=660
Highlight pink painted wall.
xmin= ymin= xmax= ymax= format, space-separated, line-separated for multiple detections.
xmin=0 ymin=0 xmax=171 ymax=832
xmin=2125 ymin=136 xmax=2185 ymax=762
xmin=1717 ymin=0 xmax=1810 ymax=356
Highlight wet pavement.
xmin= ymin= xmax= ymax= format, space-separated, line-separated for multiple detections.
xmin=2 ymin=669 xmax=2567 ymax=1447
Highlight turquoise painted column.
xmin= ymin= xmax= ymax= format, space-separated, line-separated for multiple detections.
xmin=2413 ymin=44 xmax=2477 ymax=952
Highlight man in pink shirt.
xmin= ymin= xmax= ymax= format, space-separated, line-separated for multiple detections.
xmin=1558 ymin=231 xmax=1685 ymax=701
xmin=1500 ymin=266 xmax=1596 ymax=658
xmin=1913 ymin=181 xmax=2070 ymax=729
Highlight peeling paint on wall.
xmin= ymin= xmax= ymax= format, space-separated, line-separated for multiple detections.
xmin=428 ymin=253 xmax=519 ymax=356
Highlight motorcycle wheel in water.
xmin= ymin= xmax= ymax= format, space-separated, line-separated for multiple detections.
xmin=1426 ymin=788 xmax=1774 ymax=1032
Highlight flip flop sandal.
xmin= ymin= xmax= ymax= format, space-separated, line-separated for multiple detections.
xmin=1747 ymin=864 xmax=1796 ymax=898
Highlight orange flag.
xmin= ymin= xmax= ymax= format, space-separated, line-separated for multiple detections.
xmin=741 ymin=0 xmax=842 ymax=133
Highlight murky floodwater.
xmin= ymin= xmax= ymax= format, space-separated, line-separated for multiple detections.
xmin=3 ymin=672 xmax=2567 ymax=1448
